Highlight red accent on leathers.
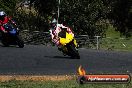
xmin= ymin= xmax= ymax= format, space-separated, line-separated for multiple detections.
xmin=0 ymin=16 xmax=14 ymax=31
xmin=51 ymin=25 xmax=74 ymax=46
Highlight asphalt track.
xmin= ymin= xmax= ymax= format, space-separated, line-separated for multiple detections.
xmin=0 ymin=45 xmax=132 ymax=75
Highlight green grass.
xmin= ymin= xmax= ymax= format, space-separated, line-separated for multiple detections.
xmin=100 ymin=38 xmax=132 ymax=51
xmin=82 ymin=25 xmax=132 ymax=51
xmin=105 ymin=25 xmax=121 ymax=39
xmin=0 ymin=80 xmax=131 ymax=88
xmin=99 ymin=25 xmax=132 ymax=51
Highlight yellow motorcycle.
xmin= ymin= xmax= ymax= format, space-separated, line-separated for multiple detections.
xmin=58 ymin=28 xmax=80 ymax=59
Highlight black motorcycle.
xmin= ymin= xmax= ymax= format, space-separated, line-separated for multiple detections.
xmin=0 ymin=23 xmax=24 ymax=48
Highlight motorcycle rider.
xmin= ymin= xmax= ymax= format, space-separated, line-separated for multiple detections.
xmin=0 ymin=10 xmax=17 ymax=33
xmin=49 ymin=19 xmax=74 ymax=47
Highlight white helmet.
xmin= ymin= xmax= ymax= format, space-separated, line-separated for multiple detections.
xmin=51 ymin=18 xmax=57 ymax=24
xmin=0 ymin=11 xmax=6 ymax=16
xmin=0 ymin=11 xmax=6 ymax=20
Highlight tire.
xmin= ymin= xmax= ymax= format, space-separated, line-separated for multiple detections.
xmin=1 ymin=40 xmax=9 ymax=47
xmin=1 ymin=34 xmax=9 ymax=47
xmin=16 ymin=36 xmax=24 ymax=48
xmin=67 ymin=44 xmax=80 ymax=59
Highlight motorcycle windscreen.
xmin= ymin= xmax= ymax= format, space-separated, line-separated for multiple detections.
xmin=9 ymin=29 xmax=17 ymax=34
xmin=59 ymin=32 xmax=73 ymax=45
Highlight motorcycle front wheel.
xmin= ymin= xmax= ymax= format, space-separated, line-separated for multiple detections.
xmin=16 ymin=36 xmax=24 ymax=48
xmin=67 ymin=44 xmax=80 ymax=59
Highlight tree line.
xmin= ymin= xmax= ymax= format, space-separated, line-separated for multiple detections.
xmin=0 ymin=0 xmax=131 ymax=37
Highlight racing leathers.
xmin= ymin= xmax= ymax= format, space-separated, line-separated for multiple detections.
xmin=0 ymin=16 xmax=16 ymax=33
xmin=50 ymin=24 xmax=74 ymax=46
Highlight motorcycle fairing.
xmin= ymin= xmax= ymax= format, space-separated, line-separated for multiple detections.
xmin=59 ymin=32 xmax=73 ymax=45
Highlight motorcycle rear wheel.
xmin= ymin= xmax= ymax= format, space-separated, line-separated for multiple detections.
xmin=1 ymin=40 xmax=9 ymax=47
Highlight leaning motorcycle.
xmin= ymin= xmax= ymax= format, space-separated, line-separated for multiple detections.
xmin=1 ymin=22 xmax=24 ymax=48
xmin=58 ymin=28 xmax=80 ymax=59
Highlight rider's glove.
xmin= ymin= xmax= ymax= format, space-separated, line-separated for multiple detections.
xmin=17 ymin=28 xmax=20 ymax=31
xmin=3 ymin=30 xmax=8 ymax=33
